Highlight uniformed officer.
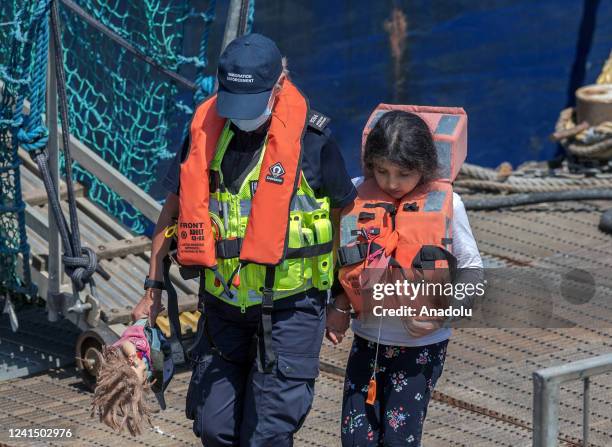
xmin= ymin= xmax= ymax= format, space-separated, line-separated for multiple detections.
xmin=132 ymin=33 xmax=356 ymax=446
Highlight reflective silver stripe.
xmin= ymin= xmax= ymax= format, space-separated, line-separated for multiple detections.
xmin=210 ymin=197 xmax=220 ymax=213
xmin=216 ymin=194 xmax=320 ymax=217
xmin=424 ymin=191 xmax=447 ymax=211
xmin=248 ymin=290 xmax=262 ymax=302
xmin=211 ymin=198 xmax=252 ymax=217
xmin=247 ymin=278 xmax=314 ymax=303
xmin=224 ymin=293 xmax=240 ymax=303
xmin=340 ymin=214 xmax=359 ymax=246
xmin=204 ymin=287 xmax=239 ymax=303
xmin=290 ymin=194 xmax=320 ymax=212
xmin=435 ymin=115 xmax=459 ymax=136
xmin=434 ymin=140 xmax=451 ymax=179
xmin=240 ymin=200 xmax=251 ymax=217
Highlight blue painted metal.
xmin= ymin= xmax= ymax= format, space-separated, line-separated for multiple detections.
xmin=251 ymin=0 xmax=612 ymax=175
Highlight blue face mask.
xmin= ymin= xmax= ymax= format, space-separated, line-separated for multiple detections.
xmin=231 ymin=106 xmax=272 ymax=132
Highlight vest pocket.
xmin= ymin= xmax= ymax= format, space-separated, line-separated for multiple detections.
xmin=311 ymin=218 xmax=333 ymax=290
xmin=274 ymin=259 xmax=305 ymax=291
xmin=273 ymin=214 xmax=306 ymax=292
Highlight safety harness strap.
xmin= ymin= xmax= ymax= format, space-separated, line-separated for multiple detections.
xmin=258 ymin=266 xmax=277 ymax=373
xmin=163 ymin=255 xmax=187 ymax=364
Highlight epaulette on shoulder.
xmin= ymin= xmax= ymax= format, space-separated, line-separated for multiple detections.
xmin=307 ymin=110 xmax=331 ymax=133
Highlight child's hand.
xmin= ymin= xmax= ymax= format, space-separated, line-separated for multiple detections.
xmin=325 ymin=304 xmax=350 ymax=345
xmin=402 ymin=317 xmax=443 ymax=338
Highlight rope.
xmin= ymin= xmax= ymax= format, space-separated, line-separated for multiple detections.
xmin=554 ymin=107 xmax=612 ymax=158
xmin=463 ymin=188 xmax=612 ymax=211
xmin=459 ymin=163 xmax=499 ymax=181
xmin=455 ymin=176 xmax=612 ymax=193
xmin=1 ymin=0 xmax=230 ymax=294
xmin=48 ymin=0 xmax=110 ymax=292
xmin=14 ymin=0 xmax=51 ymax=157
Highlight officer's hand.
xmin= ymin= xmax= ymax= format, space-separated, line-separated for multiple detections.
xmin=326 ymin=305 xmax=350 ymax=345
xmin=131 ymin=289 xmax=165 ymax=325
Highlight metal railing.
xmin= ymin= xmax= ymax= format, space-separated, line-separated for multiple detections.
xmin=533 ymin=352 xmax=612 ymax=446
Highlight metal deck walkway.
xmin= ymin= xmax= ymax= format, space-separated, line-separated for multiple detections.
xmin=1 ymin=157 xmax=612 ymax=445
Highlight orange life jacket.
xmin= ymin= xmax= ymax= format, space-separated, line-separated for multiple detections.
xmin=177 ymin=79 xmax=308 ymax=268
xmin=338 ymin=104 xmax=467 ymax=316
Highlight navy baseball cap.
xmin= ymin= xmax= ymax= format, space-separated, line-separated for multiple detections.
xmin=216 ymin=33 xmax=283 ymax=120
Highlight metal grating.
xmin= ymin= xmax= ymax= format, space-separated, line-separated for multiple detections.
xmin=6 ymin=160 xmax=612 ymax=445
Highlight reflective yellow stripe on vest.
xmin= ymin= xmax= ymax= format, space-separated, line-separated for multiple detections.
xmin=203 ymin=124 xmax=334 ymax=311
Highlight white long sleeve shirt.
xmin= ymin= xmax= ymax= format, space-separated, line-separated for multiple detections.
xmin=350 ymin=179 xmax=483 ymax=347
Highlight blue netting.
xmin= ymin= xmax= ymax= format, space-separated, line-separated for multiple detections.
xmin=0 ymin=0 xmax=255 ymax=295
xmin=59 ymin=0 xmax=219 ymax=234
xmin=0 ymin=0 xmax=49 ymax=296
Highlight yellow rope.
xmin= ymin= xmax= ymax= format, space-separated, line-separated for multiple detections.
xmin=597 ymin=50 xmax=612 ymax=84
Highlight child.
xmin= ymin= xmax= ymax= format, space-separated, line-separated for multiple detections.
xmin=327 ymin=109 xmax=483 ymax=445
xmin=90 ymin=318 xmax=174 ymax=436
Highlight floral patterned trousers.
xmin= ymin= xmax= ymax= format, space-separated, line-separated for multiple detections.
xmin=341 ymin=335 xmax=448 ymax=446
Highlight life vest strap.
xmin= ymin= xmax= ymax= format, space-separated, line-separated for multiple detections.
xmin=285 ymin=241 xmax=334 ymax=259
xmin=216 ymin=238 xmax=333 ymax=260
xmin=338 ymin=243 xmax=371 ymax=267
xmin=412 ymin=245 xmax=458 ymax=276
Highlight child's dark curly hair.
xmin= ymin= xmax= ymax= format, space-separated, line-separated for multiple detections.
xmin=363 ymin=110 xmax=439 ymax=184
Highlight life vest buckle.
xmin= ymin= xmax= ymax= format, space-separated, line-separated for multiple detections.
xmin=403 ymin=202 xmax=419 ymax=212
xmin=364 ymin=202 xmax=397 ymax=215
xmin=261 ymin=287 xmax=274 ymax=311
xmin=358 ymin=212 xmax=376 ymax=221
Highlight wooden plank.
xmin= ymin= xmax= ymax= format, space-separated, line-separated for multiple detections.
xmin=22 ymin=184 xmax=84 ymax=206
xmin=57 ymin=130 xmax=161 ymax=223
xmin=74 ymin=197 xmax=132 ymax=239
xmin=24 ymin=204 xmax=49 ymax=241
xmin=95 ymin=235 xmax=151 ymax=260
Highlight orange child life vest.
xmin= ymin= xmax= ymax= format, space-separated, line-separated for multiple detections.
xmin=337 ymin=104 xmax=468 ymax=317
xmin=176 ymin=79 xmax=308 ymax=269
